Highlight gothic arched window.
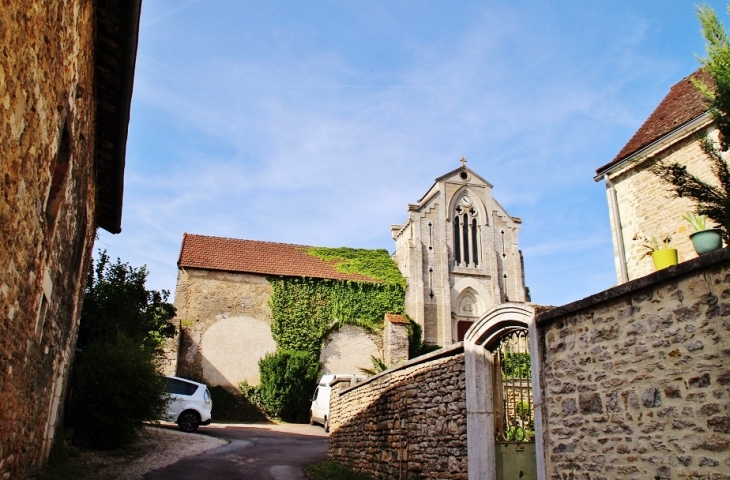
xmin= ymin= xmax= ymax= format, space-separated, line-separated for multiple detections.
xmin=453 ymin=193 xmax=480 ymax=267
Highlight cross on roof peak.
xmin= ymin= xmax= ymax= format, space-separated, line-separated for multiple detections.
xmin=460 ymin=157 xmax=467 ymax=167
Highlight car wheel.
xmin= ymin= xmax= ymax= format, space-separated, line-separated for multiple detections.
xmin=324 ymin=416 xmax=330 ymax=433
xmin=309 ymin=412 xmax=315 ymax=426
xmin=177 ymin=410 xmax=201 ymax=432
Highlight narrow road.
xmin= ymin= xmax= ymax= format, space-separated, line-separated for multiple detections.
xmin=144 ymin=423 xmax=329 ymax=480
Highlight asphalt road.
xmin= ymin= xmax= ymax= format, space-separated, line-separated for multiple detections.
xmin=144 ymin=423 xmax=329 ymax=480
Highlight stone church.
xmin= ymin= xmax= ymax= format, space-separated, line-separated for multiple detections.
xmin=168 ymin=161 xmax=527 ymax=387
xmin=391 ymin=161 xmax=528 ymax=345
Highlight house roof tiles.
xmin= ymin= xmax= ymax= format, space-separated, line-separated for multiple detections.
xmin=596 ymin=69 xmax=712 ymax=175
xmin=178 ymin=233 xmax=380 ymax=283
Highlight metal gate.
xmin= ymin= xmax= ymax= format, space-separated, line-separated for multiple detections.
xmin=492 ymin=328 xmax=536 ymax=479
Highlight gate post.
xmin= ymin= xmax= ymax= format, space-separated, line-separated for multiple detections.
xmin=465 ymin=341 xmax=495 ymax=480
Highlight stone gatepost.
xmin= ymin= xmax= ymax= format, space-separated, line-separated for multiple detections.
xmin=384 ymin=313 xmax=409 ymax=366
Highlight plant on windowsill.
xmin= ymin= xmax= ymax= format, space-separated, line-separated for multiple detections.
xmin=682 ymin=211 xmax=724 ymax=255
xmin=634 ymin=234 xmax=678 ymax=271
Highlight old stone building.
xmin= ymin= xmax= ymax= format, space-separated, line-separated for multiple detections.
xmin=0 ymin=1 xmax=140 ymax=477
xmin=391 ymin=161 xmax=528 ymax=345
xmin=171 ymin=234 xmax=385 ymax=386
xmin=596 ymin=69 xmax=719 ymax=283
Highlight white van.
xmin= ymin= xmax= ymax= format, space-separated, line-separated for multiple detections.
xmin=309 ymin=374 xmax=364 ymax=432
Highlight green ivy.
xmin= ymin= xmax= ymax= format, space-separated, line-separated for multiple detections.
xmin=268 ymin=276 xmax=405 ymax=354
xmin=502 ymin=352 xmax=531 ymax=378
xmin=306 ymin=247 xmax=406 ymax=288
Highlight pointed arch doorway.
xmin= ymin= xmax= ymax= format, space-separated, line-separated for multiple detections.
xmin=463 ymin=303 xmax=545 ymax=480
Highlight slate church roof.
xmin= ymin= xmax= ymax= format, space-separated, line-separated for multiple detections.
xmin=595 ymin=69 xmax=712 ymax=176
xmin=178 ymin=233 xmax=380 ymax=283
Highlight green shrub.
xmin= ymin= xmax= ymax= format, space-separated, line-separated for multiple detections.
xmin=257 ymin=350 xmax=321 ymax=422
xmin=70 ymin=334 xmax=168 ymax=449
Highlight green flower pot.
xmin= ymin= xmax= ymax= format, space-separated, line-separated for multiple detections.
xmin=651 ymin=248 xmax=678 ymax=271
xmin=690 ymin=229 xmax=723 ymax=255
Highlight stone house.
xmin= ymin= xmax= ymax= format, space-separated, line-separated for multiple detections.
xmin=391 ymin=161 xmax=528 ymax=345
xmin=0 ymin=1 xmax=140 ymax=477
xmin=169 ymin=163 xmax=526 ymax=388
xmin=595 ymin=69 xmax=719 ymax=283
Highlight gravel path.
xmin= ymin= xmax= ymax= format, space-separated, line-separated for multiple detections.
xmin=71 ymin=425 xmax=226 ymax=479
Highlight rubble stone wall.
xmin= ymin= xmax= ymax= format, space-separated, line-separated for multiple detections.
xmin=172 ymin=268 xmax=275 ymax=386
xmin=329 ymin=345 xmax=468 ymax=479
xmin=0 ymin=1 xmax=98 ymax=477
xmin=537 ymin=249 xmax=730 ymax=480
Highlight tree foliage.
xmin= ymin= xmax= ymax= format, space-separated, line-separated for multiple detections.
xmin=70 ymin=251 xmax=176 ymax=449
xmin=694 ymin=3 xmax=730 ymax=148
xmin=651 ymin=3 xmax=730 ymax=241
xmin=78 ymin=250 xmax=176 ymax=350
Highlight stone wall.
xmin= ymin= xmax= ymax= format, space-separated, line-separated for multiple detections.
xmin=0 ymin=1 xmax=111 ymax=477
xmin=536 ymin=248 xmax=730 ymax=480
xmin=173 ymin=268 xmax=276 ymax=386
xmin=607 ymin=124 xmax=719 ymax=283
xmin=329 ymin=345 xmax=468 ymax=479
xmin=320 ymin=325 xmax=381 ymax=376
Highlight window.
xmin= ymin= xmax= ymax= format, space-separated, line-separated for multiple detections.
xmin=164 ymin=378 xmax=199 ymax=396
xmin=453 ymin=194 xmax=480 ymax=267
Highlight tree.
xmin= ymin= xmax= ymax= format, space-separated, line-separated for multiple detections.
xmin=78 ymin=250 xmax=176 ymax=350
xmin=651 ymin=3 xmax=730 ymax=241
xmin=70 ymin=251 xmax=176 ymax=449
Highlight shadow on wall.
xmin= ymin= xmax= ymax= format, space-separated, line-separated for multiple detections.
xmin=328 ymin=349 xmax=468 ymax=479
xmin=320 ymin=325 xmax=382 ymax=375
xmin=177 ymin=315 xmax=277 ymax=388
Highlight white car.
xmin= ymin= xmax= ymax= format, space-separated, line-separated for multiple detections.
xmin=310 ymin=374 xmax=364 ymax=432
xmin=162 ymin=376 xmax=212 ymax=432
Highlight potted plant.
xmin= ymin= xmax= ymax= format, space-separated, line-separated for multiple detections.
xmin=682 ymin=212 xmax=723 ymax=255
xmin=635 ymin=234 xmax=678 ymax=271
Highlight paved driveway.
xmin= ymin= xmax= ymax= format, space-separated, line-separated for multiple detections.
xmin=144 ymin=423 xmax=329 ymax=480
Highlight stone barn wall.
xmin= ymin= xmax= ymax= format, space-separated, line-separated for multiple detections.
xmin=536 ymin=248 xmax=730 ymax=480
xmin=173 ymin=268 xmax=276 ymax=386
xmin=171 ymin=268 xmax=401 ymax=386
xmin=329 ymin=344 xmax=468 ymax=479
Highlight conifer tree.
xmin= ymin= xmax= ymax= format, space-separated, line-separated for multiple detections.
xmin=651 ymin=3 xmax=730 ymax=241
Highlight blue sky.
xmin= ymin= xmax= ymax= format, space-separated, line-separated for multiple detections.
xmin=97 ymin=0 xmax=727 ymax=306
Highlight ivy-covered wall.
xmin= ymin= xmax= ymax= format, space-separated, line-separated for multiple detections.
xmin=269 ymin=247 xmax=406 ymax=356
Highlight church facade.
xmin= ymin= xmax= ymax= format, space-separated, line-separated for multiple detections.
xmin=391 ymin=162 xmax=528 ymax=346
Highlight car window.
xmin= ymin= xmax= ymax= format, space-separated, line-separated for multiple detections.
xmin=164 ymin=378 xmax=199 ymax=396
xmin=312 ymin=387 xmax=319 ymax=401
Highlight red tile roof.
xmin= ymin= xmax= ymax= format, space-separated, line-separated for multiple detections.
xmin=178 ymin=233 xmax=381 ymax=283
xmin=596 ymin=69 xmax=712 ymax=175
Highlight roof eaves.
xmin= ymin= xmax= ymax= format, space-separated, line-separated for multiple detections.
xmin=95 ymin=0 xmax=142 ymax=234
xmin=593 ymin=112 xmax=712 ymax=181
